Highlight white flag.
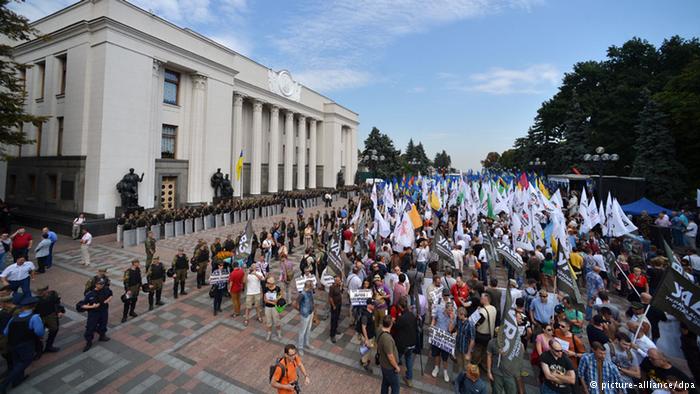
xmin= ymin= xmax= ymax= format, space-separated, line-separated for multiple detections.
xmin=350 ymin=199 xmax=362 ymax=225
xmin=609 ymin=198 xmax=638 ymax=237
xmin=375 ymin=207 xmax=391 ymax=238
xmin=392 ymin=213 xmax=415 ymax=251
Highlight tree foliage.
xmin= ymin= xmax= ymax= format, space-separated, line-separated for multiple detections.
xmin=481 ymin=152 xmax=500 ymax=168
xmin=361 ymin=127 xmax=403 ymax=179
xmin=433 ymin=150 xmax=452 ymax=172
xmin=0 ymin=0 xmax=45 ymax=157
xmin=401 ymin=138 xmax=432 ymax=174
xmin=504 ymin=35 xmax=700 ymax=202
xmin=631 ymin=97 xmax=686 ymax=206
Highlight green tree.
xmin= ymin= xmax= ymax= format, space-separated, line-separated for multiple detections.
xmin=556 ymin=99 xmax=591 ymax=172
xmin=361 ymin=127 xmax=402 ymax=179
xmin=481 ymin=152 xmax=500 ymax=168
xmin=433 ymin=150 xmax=452 ymax=172
xmin=498 ymin=149 xmax=517 ymax=169
xmin=0 ymin=0 xmax=46 ymax=157
xmin=401 ymin=139 xmax=431 ymax=174
xmin=631 ymin=97 xmax=686 ymax=206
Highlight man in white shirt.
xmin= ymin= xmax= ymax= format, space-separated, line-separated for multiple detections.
xmin=654 ymin=212 xmax=671 ymax=228
xmin=0 ymin=256 xmax=35 ymax=303
xmin=80 ymin=228 xmax=93 ymax=266
xmin=451 ymin=244 xmax=465 ymax=275
xmin=683 ymin=249 xmax=700 ymax=284
xmin=73 ymin=213 xmax=86 ymax=239
xmin=477 ymin=247 xmax=489 ymax=283
xmin=685 ymin=219 xmax=697 ymax=249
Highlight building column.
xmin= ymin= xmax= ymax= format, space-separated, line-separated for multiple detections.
xmin=321 ymin=120 xmax=342 ymax=188
xmin=250 ymin=99 xmax=263 ymax=195
xmin=297 ymin=116 xmax=306 ymax=190
xmin=308 ymin=119 xmax=317 ymax=189
xmin=344 ymin=127 xmax=352 ymax=185
xmin=350 ymin=127 xmax=357 ymax=184
xmin=268 ymin=106 xmax=280 ymax=193
xmin=187 ymin=74 xmax=207 ymax=203
xmin=284 ymin=111 xmax=294 ymax=191
xmin=144 ymin=58 xmax=164 ymax=209
xmin=232 ymin=93 xmax=244 ymax=197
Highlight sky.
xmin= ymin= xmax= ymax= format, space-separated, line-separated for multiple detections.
xmin=12 ymin=0 xmax=700 ymax=171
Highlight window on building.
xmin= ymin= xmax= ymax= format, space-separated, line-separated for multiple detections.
xmin=8 ymin=175 xmax=16 ymax=197
xmin=36 ymin=61 xmax=45 ymax=100
xmin=48 ymin=175 xmax=58 ymax=199
xmin=163 ymin=70 xmax=179 ymax=105
xmin=29 ymin=174 xmax=37 ymax=194
xmin=57 ymin=54 xmax=67 ymax=95
xmin=19 ymin=68 xmax=26 ymax=92
xmin=35 ymin=122 xmax=42 ymax=156
xmin=57 ymin=117 xmax=64 ymax=156
xmin=60 ymin=180 xmax=74 ymax=200
xmin=161 ymin=124 xmax=177 ymax=159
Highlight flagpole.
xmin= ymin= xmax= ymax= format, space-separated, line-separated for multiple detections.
xmin=613 ymin=259 xmax=641 ymax=299
xmin=633 ymin=304 xmax=651 ymax=341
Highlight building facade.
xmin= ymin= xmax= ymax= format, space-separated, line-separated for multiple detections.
xmin=1 ymin=0 xmax=359 ymax=219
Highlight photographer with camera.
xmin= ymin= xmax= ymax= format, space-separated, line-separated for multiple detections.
xmin=270 ymin=344 xmax=310 ymax=394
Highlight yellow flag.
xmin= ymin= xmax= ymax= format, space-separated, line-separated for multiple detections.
xmin=235 ymin=150 xmax=244 ymax=180
xmin=429 ymin=191 xmax=441 ymax=211
xmin=408 ymin=204 xmax=423 ymax=229
xmin=538 ymin=178 xmax=550 ymax=199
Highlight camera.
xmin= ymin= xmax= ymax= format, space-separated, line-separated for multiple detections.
xmin=291 ymin=381 xmax=301 ymax=394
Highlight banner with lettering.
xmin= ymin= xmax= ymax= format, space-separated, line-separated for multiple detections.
xmin=237 ymin=219 xmax=254 ymax=258
xmin=651 ymin=268 xmax=700 ymax=335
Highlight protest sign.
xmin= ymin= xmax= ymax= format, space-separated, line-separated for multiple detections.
xmin=350 ymin=289 xmax=373 ymax=306
xmin=428 ymin=326 xmax=455 ymax=355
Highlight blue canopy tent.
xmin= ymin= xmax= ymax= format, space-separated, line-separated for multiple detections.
xmin=620 ymin=197 xmax=670 ymax=217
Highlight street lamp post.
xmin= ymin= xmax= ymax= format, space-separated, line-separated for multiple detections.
xmin=528 ymin=157 xmax=547 ymax=174
xmin=583 ymin=146 xmax=619 ymax=200
xmin=362 ymin=149 xmax=385 ymax=185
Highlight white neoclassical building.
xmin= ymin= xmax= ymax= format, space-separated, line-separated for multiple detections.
xmin=1 ymin=0 xmax=358 ymax=220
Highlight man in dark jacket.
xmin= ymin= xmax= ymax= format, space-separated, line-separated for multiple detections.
xmin=122 ymin=260 xmax=141 ymax=322
xmin=392 ymin=297 xmax=418 ymax=387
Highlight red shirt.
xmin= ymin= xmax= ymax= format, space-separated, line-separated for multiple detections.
xmin=342 ymin=229 xmax=353 ymax=241
xmin=11 ymin=233 xmax=32 ymax=249
xmin=228 ymin=268 xmax=245 ymax=293
xmin=451 ymin=283 xmax=470 ymax=308
xmin=628 ymin=273 xmax=647 ymax=289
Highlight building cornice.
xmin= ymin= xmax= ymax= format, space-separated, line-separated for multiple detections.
xmin=233 ymin=79 xmax=325 ymax=119
xmin=13 ymin=17 xmax=240 ymax=79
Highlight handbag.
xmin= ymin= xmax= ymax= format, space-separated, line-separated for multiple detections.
xmin=474 ymin=307 xmax=492 ymax=345
xmin=209 ymin=286 xmax=216 ymax=298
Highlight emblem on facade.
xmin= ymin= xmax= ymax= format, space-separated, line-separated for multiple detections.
xmin=268 ymin=69 xmax=301 ymax=101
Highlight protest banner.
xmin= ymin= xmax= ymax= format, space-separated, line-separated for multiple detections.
xmin=428 ymin=326 xmax=455 ymax=355
xmin=651 ymin=268 xmax=700 ymax=335
xmin=350 ymin=289 xmax=373 ymax=306
xmin=295 ymin=276 xmax=317 ymax=292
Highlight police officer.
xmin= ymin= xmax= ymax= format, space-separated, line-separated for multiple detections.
xmin=81 ymin=279 xmax=112 ymax=352
xmin=0 ymin=295 xmax=15 ymax=375
xmin=34 ymin=285 xmax=64 ymax=353
xmin=146 ymin=257 xmax=165 ymax=310
xmin=144 ymin=231 xmax=156 ymax=271
xmin=1 ymin=295 xmax=43 ymax=392
xmin=122 ymin=260 xmax=141 ymax=323
xmin=85 ymin=268 xmax=111 ymax=295
xmin=171 ymin=248 xmax=189 ymax=298
xmin=194 ymin=240 xmax=210 ymax=289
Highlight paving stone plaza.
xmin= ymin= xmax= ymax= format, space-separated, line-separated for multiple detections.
xmin=13 ymin=197 xmax=543 ymax=394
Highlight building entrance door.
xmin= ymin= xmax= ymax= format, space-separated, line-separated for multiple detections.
xmin=161 ymin=176 xmax=176 ymax=209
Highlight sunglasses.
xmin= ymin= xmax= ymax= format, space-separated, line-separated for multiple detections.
xmin=552 ymin=348 xmax=563 ymax=353
xmin=545 ymin=328 xmax=553 ymax=332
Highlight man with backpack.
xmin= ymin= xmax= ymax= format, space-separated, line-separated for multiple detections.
xmin=270 ymin=344 xmax=311 ymax=394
